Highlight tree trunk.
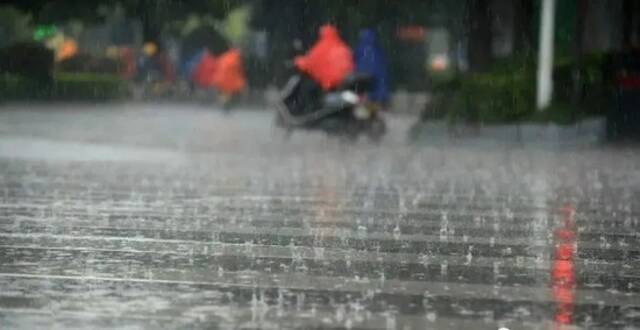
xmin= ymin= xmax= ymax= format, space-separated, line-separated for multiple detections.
xmin=572 ymin=0 xmax=588 ymax=111
xmin=468 ymin=0 xmax=492 ymax=72
xmin=622 ymin=0 xmax=634 ymax=49
xmin=135 ymin=0 xmax=167 ymax=43
xmin=513 ymin=0 xmax=534 ymax=56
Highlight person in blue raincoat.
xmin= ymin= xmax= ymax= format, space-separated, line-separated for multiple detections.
xmin=182 ymin=48 xmax=207 ymax=81
xmin=354 ymin=29 xmax=390 ymax=107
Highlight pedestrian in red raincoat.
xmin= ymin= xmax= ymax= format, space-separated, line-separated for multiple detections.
xmin=120 ymin=47 xmax=137 ymax=80
xmin=191 ymin=48 xmax=246 ymax=107
xmin=295 ymin=25 xmax=354 ymax=90
xmin=191 ymin=50 xmax=218 ymax=88
xmin=212 ymin=48 xmax=246 ymax=97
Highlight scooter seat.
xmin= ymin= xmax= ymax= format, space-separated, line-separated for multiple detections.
xmin=339 ymin=73 xmax=373 ymax=93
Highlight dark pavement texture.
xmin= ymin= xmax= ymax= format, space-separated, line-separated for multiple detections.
xmin=0 ymin=104 xmax=639 ymax=329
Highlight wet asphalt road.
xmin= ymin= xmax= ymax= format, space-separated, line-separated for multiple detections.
xmin=0 ymin=104 xmax=639 ymax=329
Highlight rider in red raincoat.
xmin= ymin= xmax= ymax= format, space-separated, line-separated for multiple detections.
xmin=295 ymin=25 xmax=354 ymax=90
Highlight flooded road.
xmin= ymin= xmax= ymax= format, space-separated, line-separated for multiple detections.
xmin=0 ymin=104 xmax=639 ymax=329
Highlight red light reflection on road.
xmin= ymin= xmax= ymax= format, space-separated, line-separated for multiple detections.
xmin=552 ymin=204 xmax=577 ymax=327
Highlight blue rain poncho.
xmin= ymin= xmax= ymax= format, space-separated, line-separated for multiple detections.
xmin=354 ymin=29 xmax=390 ymax=103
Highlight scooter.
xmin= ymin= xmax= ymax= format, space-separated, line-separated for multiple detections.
xmin=275 ymin=72 xmax=387 ymax=142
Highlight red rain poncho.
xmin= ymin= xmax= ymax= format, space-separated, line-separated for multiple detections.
xmin=120 ymin=47 xmax=136 ymax=80
xmin=295 ymin=25 xmax=354 ymax=90
xmin=212 ymin=48 xmax=246 ymax=95
xmin=192 ymin=49 xmax=246 ymax=95
xmin=192 ymin=50 xmax=218 ymax=88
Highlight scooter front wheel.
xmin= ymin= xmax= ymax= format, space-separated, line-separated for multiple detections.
xmin=273 ymin=113 xmax=294 ymax=141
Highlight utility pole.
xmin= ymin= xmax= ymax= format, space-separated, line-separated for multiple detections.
xmin=536 ymin=0 xmax=556 ymax=110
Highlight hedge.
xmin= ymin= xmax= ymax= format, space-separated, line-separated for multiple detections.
xmin=1 ymin=72 xmax=127 ymax=102
xmin=52 ymin=73 xmax=127 ymax=101
xmin=459 ymin=68 xmax=536 ymax=123
xmin=434 ymin=54 xmax=612 ymax=125
xmin=0 ymin=42 xmax=54 ymax=82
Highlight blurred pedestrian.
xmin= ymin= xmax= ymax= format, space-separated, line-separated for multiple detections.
xmin=119 ymin=46 xmax=137 ymax=80
xmin=156 ymin=47 xmax=177 ymax=84
xmin=182 ymin=48 xmax=207 ymax=81
xmin=134 ymin=42 xmax=176 ymax=98
xmin=136 ymin=42 xmax=160 ymax=83
xmin=57 ymin=37 xmax=78 ymax=62
xmin=211 ymin=48 xmax=247 ymax=105
xmin=191 ymin=49 xmax=217 ymax=88
xmin=355 ymin=29 xmax=390 ymax=108
xmin=137 ymin=42 xmax=176 ymax=84
xmin=190 ymin=47 xmax=246 ymax=108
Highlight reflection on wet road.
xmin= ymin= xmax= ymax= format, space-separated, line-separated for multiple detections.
xmin=0 ymin=105 xmax=639 ymax=329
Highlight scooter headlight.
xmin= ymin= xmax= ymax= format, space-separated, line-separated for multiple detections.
xmin=341 ymin=91 xmax=360 ymax=105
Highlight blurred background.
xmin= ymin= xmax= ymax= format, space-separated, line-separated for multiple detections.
xmin=2 ymin=2 xmax=640 ymax=329
xmin=0 ymin=0 xmax=639 ymax=141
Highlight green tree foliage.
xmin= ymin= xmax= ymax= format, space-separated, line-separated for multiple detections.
xmin=0 ymin=6 xmax=33 ymax=46
xmin=3 ymin=0 xmax=248 ymax=40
